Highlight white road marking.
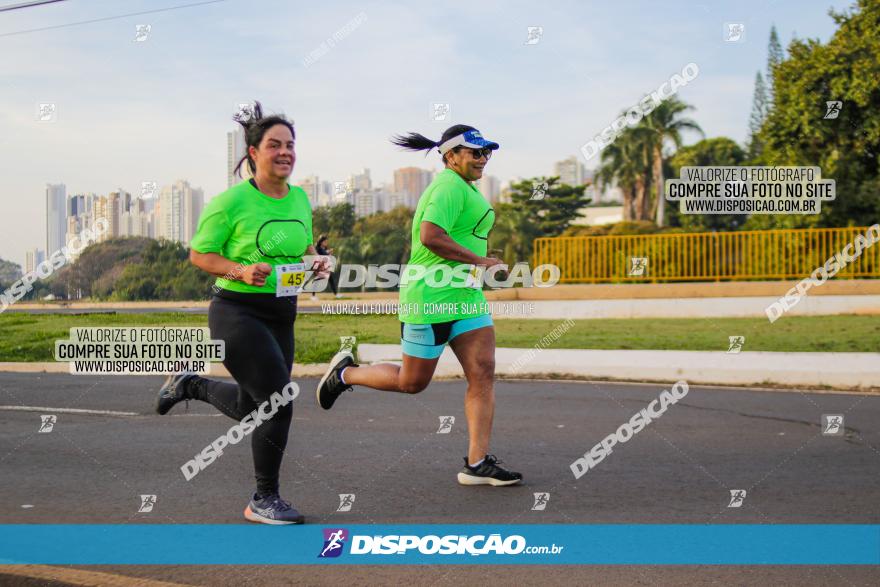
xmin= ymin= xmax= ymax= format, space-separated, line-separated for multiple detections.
xmin=0 ymin=405 xmax=138 ymax=416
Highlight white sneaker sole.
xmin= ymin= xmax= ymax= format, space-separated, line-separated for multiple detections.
xmin=244 ymin=505 xmax=301 ymax=525
xmin=315 ymin=350 xmax=354 ymax=409
xmin=457 ymin=472 xmax=522 ymax=486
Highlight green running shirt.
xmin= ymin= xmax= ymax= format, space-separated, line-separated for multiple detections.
xmin=399 ymin=169 xmax=495 ymax=324
xmin=190 ymin=180 xmax=314 ymax=294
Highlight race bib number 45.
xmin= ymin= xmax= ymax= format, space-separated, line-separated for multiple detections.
xmin=276 ymin=263 xmax=306 ymax=297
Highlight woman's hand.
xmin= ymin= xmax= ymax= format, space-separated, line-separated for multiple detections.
xmin=241 ymin=263 xmax=273 ymax=286
xmin=478 ymin=256 xmax=505 ymax=269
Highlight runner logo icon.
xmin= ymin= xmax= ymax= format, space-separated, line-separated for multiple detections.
xmin=138 ymin=494 xmax=156 ymax=513
xmin=824 ymin=101 xmax=842 ymax=120
xmin=531 ymin=492 xmax=550 ymax=511
xmin=319 ymin=528 xmax=349 ymax=558
xmin=437 ymin=416 xmax=455 ymax=434
xmin=339 ymin=336 xmax=356 ymax=353
xmin=727 ymin=336 xmax=745 ymax=353
xmin=822 ymin=414 xmax=844 ymax=436
xmin=38 ymin=414 xmax=57 ymax=433
xmin=629 ymin=257 xmax=648 ymax=276
xmin=337 ymin=494 xmax=355 ymax=512
xmin=728 ymin=489 xmax=747 ymax=508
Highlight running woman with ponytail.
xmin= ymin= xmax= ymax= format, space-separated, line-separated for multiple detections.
xmin=154 ymin=102 xmax=328 ymax=524
xmin=316 ymin=124 xmax=522 ymax=486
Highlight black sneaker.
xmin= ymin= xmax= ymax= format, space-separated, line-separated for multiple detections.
xmin=316 ymin=351 xmax=357 ymax=410
xmin=457 ymin=454 xmax=523 ymax=486
xmin=155 ymin=371 xmax=197 ymax=415
xmin=244 ymin=493 xmax=304 ymax=525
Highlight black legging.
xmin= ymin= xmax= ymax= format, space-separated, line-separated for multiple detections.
xmin=188 ymin=290 xmax=297 ymax=496
xmin=322 ymin=271 xmax=338 ymax=295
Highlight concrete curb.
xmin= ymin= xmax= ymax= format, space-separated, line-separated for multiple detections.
xmin=513 ymin=295 xmax=880 ymax=319
xmin=9 ymin=279 xmax=880 ymax=310
xmin=355 ymin=345 xmax=880 ymax=390
xmin=5 ymin=345 xmax=879 ymax=390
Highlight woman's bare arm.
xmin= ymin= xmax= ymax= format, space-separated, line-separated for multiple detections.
xmin=190 ymin=250 xmax=271 ymax=286
xmin=419 ymin=221 xmax=502 ymax=267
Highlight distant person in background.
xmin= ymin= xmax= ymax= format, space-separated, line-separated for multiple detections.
xmin=313 ymin=235 xmax=340 ymax=299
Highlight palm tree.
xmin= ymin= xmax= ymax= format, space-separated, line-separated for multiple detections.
xmin=598 ymin=126 xmax=653 ymax=221
xmin=643 ymin=98 xmax=703 ymax=226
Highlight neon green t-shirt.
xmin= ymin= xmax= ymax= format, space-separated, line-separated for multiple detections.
xmin=399 ymin=168 xmax=496 ymax=324
xmin=190 ymin=180 xmax=314 ymax=294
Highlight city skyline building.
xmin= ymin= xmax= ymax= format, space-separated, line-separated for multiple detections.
xmin=227 ymin=127 xmax=247 ymax=188
xmin=554 ymin=156 xmax=588 ymax=187
xmin=45 ymin=183 xmax=66 ymax=255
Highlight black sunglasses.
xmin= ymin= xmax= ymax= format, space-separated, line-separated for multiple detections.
xmin=464 ymin=147 xmax=493 ymax=160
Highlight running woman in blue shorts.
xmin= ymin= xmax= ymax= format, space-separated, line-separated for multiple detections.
xmin=316 ymin=124 xmax=522 ymax=486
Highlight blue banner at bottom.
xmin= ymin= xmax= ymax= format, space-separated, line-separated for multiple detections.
xmin=0 ymin=525 xmax=878 ymax=565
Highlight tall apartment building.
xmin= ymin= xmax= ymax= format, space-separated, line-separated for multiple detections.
xmin=158 ymin=180 xmax=203 ymax=245
xmin=385 ymin=191 xmax=413 ymax=210
xmin=92 ymin=195 xmax=113 ymax=243
xmin=106 ymin=190 xmax=125 ymax=239
xmin=46 ymin=183 xmax=67 ymax=253
xmin=350 ymin=168 xmax=372 ymax=193
xmin=554 ymin=156 xmax=587 ymax=187
xmin=298 ymin=175 xmax=321 ymax=208
xmin=354 ymin=190 xmax=382 ymax=217
xmin=227 ymin=127 xmax=247 ymax=188
xmin=477 ymin=174 xmax=500 ymax=203
xmin=393 ymin=167 xmax=432 ymax=203
xmin=25 ymin=248 xmax=45 ymax=273
xmin=182 ymin=183 xmax=204 ymax=244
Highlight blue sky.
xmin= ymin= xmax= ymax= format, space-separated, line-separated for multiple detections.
xmin=0 ymin=0 xmax=851 ymax=267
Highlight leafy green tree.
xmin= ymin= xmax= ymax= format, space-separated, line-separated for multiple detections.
xmin=757 ymin=0 xmax=880 ymax=228
xmin=356 ymin=206 xmax=413 ymax=266
xmin=493 ymin=177 xmax=590 ymax=260
xmin=747 ymin=72 xmax=770 ymax=158
xmin=767 ymin=24 xmax=784 ymax=103
xmin=0 ymin=257 xmax=22 ymax=290
xmin=508 ymin=177 xmax=590 ymax=235
xmin=312 ymin=203 xmax=355 ymax=240
xmin=668 ymin=137 xmax=748 ymax=231
xmin=491 ymin=202 xmax=543 ymax=263
xmin=108 ymin=239 xmax=213 ymax=300
xmin=60 ymin=237 xmax=151 ymax=298
xmin=321 ymin=206 xmax=413 ymax=292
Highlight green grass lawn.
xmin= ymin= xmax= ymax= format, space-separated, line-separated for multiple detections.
xmin=1 ymin=312 xmax=877 ymax=364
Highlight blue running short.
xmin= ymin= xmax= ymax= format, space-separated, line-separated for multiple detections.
xmin=400 ymin=314 xmax=494 ymax=359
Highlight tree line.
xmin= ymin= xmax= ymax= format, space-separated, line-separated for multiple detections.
xmin=596 ymin=1 xmax=879 ymax=232
xmin=3 ymin=1 xmax=875 ymax=301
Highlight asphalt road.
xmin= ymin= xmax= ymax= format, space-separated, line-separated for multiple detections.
xmin=1 ymin=373 xmax=878 ymax=585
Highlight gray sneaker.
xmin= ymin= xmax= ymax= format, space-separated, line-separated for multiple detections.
xmin=457 ymin=454 xmax=523 ymax=486
xmin=316 ymin=351 xmax=357 ymax=410
xmin=244 ymin=493 xmax=304 ymax=525
xmin=155 ymin=371 xmax=197 ymax=415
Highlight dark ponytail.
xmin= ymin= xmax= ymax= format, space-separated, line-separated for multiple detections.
xmin=391 ymin=124 xmax=477 ymax=163
xmin=390 ymin=132 xmax=438 ymax=153
xmin=233 ymin=101 xmax=296 ymax=178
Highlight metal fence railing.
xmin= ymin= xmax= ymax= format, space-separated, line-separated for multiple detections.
xmin=532 ymin=227 xmax=880 ymax=283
